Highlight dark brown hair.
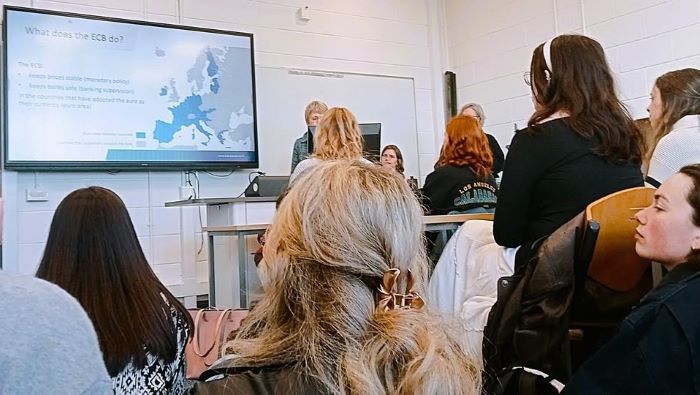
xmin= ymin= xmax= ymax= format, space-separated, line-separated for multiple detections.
xmin=680 ymin=164 xmax=700 ymax=264
xmin=381 ymin=144 xmax=405 ymax=174
xmin=528 ymin=35 xmax=644 ymax=165
xmin=653 ymin=68 xmax=700 ymax=144
xmin=36 ymin=186 xmax=193 ymax=376
xmin=437 ymin=115 xmax=493 ymax=178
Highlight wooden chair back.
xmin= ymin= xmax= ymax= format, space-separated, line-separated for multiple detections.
xmin=584 ymin=186 xmax=656 ymax=292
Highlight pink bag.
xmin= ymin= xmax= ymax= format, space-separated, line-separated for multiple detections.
xmin=185 ymin=308 xmax=248 ymax=379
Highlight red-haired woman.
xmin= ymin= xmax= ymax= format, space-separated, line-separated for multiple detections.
xmin=422 ymin=116 xmax=498 ymax=215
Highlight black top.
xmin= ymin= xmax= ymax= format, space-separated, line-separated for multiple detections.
xmin=563 ymin=262 xmax=700 ymax=394
xmin=486 ymin=133 xmax=505 ymax=176
xmin=494 ymin=118 xmax=643 ymax=247
xmin=190 ymin=364 xmax=324 ymax=395
xmin=422 ymin=164 xmax=498 ymax=215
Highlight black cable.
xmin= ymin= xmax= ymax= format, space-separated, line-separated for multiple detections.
xmin=248 ymin=170 xmax=265 ymax=183
xmin=193 ymin=171 xmax=200 ymax=199
xmin=201 ymin=169 xmax=235 ymax=178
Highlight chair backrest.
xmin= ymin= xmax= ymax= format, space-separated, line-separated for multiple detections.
xmin=584 ymin=186 xmax=655 ymax=292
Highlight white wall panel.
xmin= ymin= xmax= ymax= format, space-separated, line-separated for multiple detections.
xmin=445 ymin=0 xmax=700 ymax=153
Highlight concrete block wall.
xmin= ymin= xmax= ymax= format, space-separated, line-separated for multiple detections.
xmin=444 ymin=0 xmax=700 ymax=152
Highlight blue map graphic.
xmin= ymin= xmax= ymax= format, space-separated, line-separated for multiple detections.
xmin=153 ymin=94 xmax=215 ymax=144
xmin=151 ymin=45 xmax=254 ymax=149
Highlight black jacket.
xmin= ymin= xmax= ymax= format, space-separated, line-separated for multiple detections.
xmin=422 ymin=164 xmax=498 ymax=215
xmin=190 ymin=363 xmax=325 ymax=395
xmin=483 ymin=213 xmax=581 ymax=390
xmin=564 ymin=261 xmax=700 ymax=394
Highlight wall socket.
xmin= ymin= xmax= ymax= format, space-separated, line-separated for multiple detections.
xmin=179 ymin=186 xmax=196 ymax=200
xmin=26 ymin=188 xmax=49 ymax=202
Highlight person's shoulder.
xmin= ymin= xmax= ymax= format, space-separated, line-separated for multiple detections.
xmin=0 ymin=272 xmax=95 ymax=335
xmin=660 ymin=270 xmax=700 ymax=311
xmin=191 ymin=365 xmax=324 ymax=395
xmin=297 ymin=157 xmax=320 ymax=169
xmin=295 ymin=131 xmax=310 ymax=144
xmin=1 ymin=272 xmax=76 ymax=308
xmin=428 ymin=164 xmax=466 ymax=178
xmin=289 ymin=157 xmax=320 ymax=182
xmin=657 ymin=126 xmax=700 ymax=150
xmin=520 ymin=118 xmax=573 ymax=137
xmin=0 ymin=272 xmax=112 ymax=394
xmin=625 ymin=271 xmax=700 ymax=327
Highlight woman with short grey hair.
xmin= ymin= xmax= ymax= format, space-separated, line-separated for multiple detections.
xmin=459 ymin=102 xmax=505 ymax=175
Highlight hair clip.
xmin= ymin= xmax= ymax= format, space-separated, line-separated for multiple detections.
xmin=375 ymin=268 xmax=425 ymax=312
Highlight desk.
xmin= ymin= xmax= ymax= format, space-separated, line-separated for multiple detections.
xmin=423 ymin=213 xmax=494 ymax=231
xmin=203 ymin=213 xmax=494 ymax=307
xmin=165 ymin=197 xmax=277 ymax=226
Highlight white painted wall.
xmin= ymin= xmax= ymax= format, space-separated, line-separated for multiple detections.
xmin=445 ymin=0 xmax=700 ymax=153
xmin=1 ymin=0 xmax=448 ymax=301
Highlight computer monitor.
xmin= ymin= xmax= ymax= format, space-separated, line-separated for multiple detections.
xmin=308 ymin=123 xmax=382 ymax=162
xmin=360 ymin=123 xmax=382 ymax=162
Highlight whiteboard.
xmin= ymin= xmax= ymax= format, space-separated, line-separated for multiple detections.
xmin=255 ymin=66 xmax=420 ymax=178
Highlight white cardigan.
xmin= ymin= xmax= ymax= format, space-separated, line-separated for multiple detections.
xmin=647 ymin=115 xmax=700 ymax=185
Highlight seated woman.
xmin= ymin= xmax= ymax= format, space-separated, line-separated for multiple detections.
xmin=422 ymin=115 xmax=498 ymax=215
xmin=191 ymin=160 xmax=481 ymax=394
xmin=36 ymin=187 xmax=193 ymax=395
xmin=564 ymin=164 xmax=700 ymax=394
xmin=459 ymin=102 xmax=505 ymax=176
xmin=646 ymin=68 xmax=700 ymax=186
xmin=380 ymin=144 xmax=405 ymax=176
xmin=428 ymin=35 xmax=644 ymax=355
xmin=289 ymin=107 xmax=367 ymax=183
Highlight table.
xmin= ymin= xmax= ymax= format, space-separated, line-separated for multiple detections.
xmin=203 ymin=213 xmax=494 ymax=307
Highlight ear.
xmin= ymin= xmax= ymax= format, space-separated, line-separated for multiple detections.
xmin=692 ymin=231 xmax=700 ymax=252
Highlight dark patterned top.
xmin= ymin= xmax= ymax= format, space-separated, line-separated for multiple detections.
xmin=112 ymin=311 xmax=191 ymax=394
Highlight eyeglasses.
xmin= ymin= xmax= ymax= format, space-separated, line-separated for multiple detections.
xmin=523 ymin=72 xmax=532 ymax=87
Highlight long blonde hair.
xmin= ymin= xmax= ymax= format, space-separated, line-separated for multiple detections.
xmin=313 ymin=107 xmax=364 ymax=160
xmin=226 ymin=160 xmax=480 ymax=394
xmin=652 ymin=68 xmax=700 ymax=145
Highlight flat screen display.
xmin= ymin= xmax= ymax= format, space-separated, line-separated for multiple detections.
xmin=308 ymin=122 xmax=381 ymax=161
xmin=3 ymin=6 xmax=258 ymax=170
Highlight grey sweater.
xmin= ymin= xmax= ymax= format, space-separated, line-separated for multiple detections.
xmin=0 ymin=272 xmax=113 ymax=394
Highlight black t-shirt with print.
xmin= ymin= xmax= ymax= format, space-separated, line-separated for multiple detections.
xmin=422 ymin=164 xmax=498 ymax=215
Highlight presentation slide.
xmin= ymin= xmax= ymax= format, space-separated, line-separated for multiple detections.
xmin=4 ymin=8 xmax=257 ymax=166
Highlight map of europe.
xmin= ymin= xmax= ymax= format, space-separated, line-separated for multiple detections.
xmin=152 ymin=46 xmax=254 ymax=150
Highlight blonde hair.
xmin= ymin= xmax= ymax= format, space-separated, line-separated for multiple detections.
xmin=652 ymin=68 xmax=700 ymax=145
xmin=226 ymin=160 xmax=481 ymax=395
xmin=305 ymin=100 xmax=329 ymax=124
xmin=313 ymin=107 xmax=364 ymax=160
